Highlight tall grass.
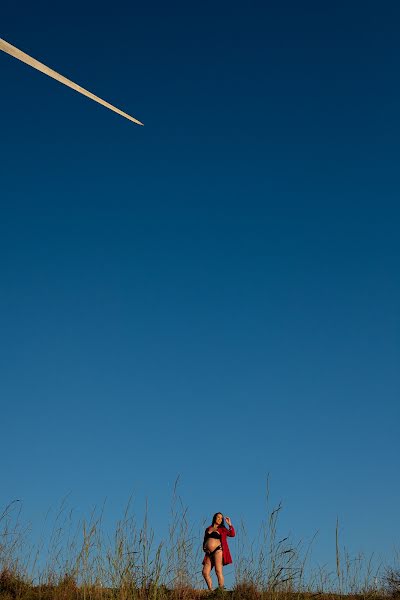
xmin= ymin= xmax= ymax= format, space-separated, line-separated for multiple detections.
xmin=0 ymin=487 xmax=394 ymax=600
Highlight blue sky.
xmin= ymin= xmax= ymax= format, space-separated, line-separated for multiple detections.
xmin=1 ymin=0 xmax=399 ymax=586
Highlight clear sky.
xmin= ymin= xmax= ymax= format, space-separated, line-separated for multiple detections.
xmin=1 ymin=0 xmax=399 ymax=587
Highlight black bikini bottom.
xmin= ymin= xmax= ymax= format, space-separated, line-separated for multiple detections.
xmin=205 ymin=544 xmax=222 ymax=558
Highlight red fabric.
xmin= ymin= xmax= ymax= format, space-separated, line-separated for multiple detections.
xmin=202 ymin=525 xmax=236 ymax=567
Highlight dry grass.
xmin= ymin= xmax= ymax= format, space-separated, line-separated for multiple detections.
xmin=0 ymin=485 xmax=396 ymax=600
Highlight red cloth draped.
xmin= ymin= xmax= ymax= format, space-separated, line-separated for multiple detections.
xmin=202 ymin=525 xmax=236 ymax=567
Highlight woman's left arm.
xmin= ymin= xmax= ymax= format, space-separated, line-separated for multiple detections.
xmin=225 ymin=517 xmax=235 ymax=537
xmin=226 ymin=525 xmax=235 ymax=537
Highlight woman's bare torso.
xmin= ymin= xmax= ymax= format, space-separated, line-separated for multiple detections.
xmin=204 ymin=528 xmax=221 ymax=553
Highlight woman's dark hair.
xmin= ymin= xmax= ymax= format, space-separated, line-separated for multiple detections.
xmin=211 ymin=512 xmax=225 ymax=528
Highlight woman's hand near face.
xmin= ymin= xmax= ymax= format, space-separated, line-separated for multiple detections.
xmin=225 ymin=516 xmax=232 ymax=527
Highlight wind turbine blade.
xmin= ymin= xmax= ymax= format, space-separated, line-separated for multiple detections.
xmin=0 ymin=37 xmax=143 ymax=126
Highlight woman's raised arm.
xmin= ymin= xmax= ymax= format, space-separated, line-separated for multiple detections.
xmin=225 ymin=516 xmax=235 ymax=537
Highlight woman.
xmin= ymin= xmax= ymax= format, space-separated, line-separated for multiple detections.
xmin=202 ymin=512 xmax=235 ymax=590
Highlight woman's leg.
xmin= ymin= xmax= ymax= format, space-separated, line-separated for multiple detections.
xmin=202 ymin=556 xmax=213 ymax=590
xmin=214 ymin=550 xmax=224 ymax=588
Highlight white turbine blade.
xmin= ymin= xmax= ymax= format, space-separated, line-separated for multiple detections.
xmin=0 ymin=37 xmax=143 ymax=126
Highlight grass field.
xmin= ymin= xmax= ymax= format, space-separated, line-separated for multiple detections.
xmin=1 ymin=492 xmax=398 ymax=600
